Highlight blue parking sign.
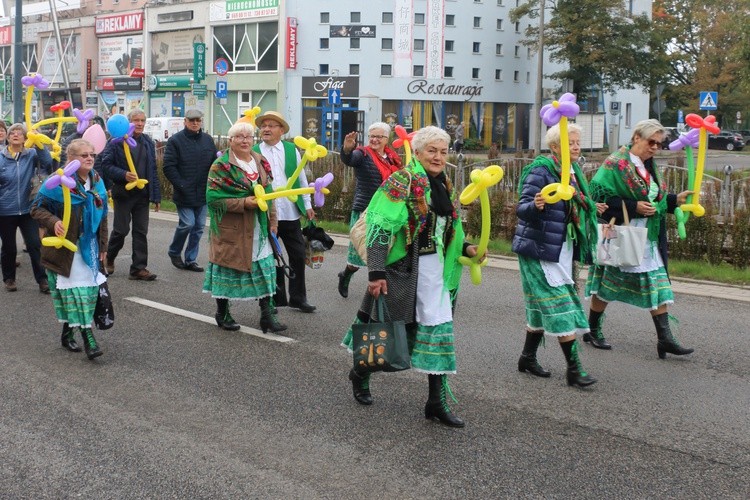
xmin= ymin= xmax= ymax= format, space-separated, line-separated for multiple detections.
xmin=216 ymin=80 xmax=228 ymax=99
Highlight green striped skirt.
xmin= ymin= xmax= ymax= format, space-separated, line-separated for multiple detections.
xmin=585 ymin=264 xmax=674 ymax=310
xmin=518 ymin=255 xmax=588 ymax=336
xmin=47 ymin=271 xmax=99 ymax=328
xmin=346 ymin=211 xmax=366 ymax=268
xmin=202 ymin=255 xmax=276 ymax=300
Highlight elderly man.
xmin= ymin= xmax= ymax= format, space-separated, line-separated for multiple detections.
xmin=102 ymin=109 xmax=161 ymax=280
xmin=163 ymin=109 xmax=217 ymax=272
xmin=253 ymin=111 xmax=316 ymax=313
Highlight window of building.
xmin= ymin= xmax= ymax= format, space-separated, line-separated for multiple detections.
xmin=445 ymin=40 xmax=455 ymax=52
xmin=382 ymin=38 xmax=393 ymax=50
xmin=320 ymin=38 xmax=329 ymax=49
xmin=382 ymin=12 xmax=393 ymax=23
xmin=526 ymin=71 xmax=530 ymax=83
xmin=414 ymin=39 xmax=425 ymax=51
xmin=495 ymin=69 xmax=503 ymax=80
xmin=213 ymin=21 xmax=279 ymax=72
xmin=473 ymin=42 xmax=481 ymax=53
xmin=445 ymin=66 xmax=454 ymax=78
xmin=113 ymin=0 xmax=119 ymax=4
xmin=514 ymin=45 xmax=520 ymax=57
xmin=496 ymin=19 xmax=503 ymax=30
xmin=415 ymin=13 xmax=425 ymax=24
xmin=625 ymin=103 xmax=632 ymax=127
xmin=472 ymin=68 xmax=480 ymax=79
xmin=498 ymin=0 xmax=505 ymax=5
xmin=496 ymin=43 xmax=503 ymax=55
xmin=413 ymin=65 xmax=424 ymax=77
xmin=321 ymin=12 xmax=329 ymax=24
xmin=381 ymin=64 xmax=392 ymax=76
xmin=350 ymin=64 xmax=360 ymax=75
xmin=515 ymin=21 xmax=521 ymax=33
xmin=513 ymin=70 xmax=520 ymax=82
xmin=320 ymin=64 xmax=329 ymax=75
xmin=351 ymin=12 xmax=361 ymax=23
xmin=446 ymin=14 xmax=455 ymax=26
xmin=527 ymin=47 xmax=532 ymax=59
xmin=473 ymin=17 xmax=481 ymax=28
xmin=350 ymin=38 xmax=360 ymax=49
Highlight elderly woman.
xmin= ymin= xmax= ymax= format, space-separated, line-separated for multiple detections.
xmin=585 ymin=119 xmax=693 ymax=359
xmin=0 ymin=123 xmax=53 ymax=293
xmin=202 ymin=120 xmax=286 ymax=333
xmin=337 ymin=122 xmax=402 ymax=298
xmin=31 ymin=139 xmax=109 ymax=359
xmin=513 ymin=124 xmax=604 ymax=387
xmin=341 ymin=126 xmax=482 ymax=428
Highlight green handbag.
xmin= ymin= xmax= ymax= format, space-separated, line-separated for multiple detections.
xmin=352 ymin=296 xmax=411 ymax=373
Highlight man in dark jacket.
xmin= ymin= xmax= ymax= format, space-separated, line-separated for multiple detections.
xmin=102 ymin=109 xmax=161 ymax=280
xmin=162 ymin=109 xmax=217 ymax=272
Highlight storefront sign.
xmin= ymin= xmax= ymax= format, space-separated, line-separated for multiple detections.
xmin=86 ymin=59 xmax=92 ymax=91
xmin=302 ymin=76 xmax=359 ymax=99
xmin=406 ymin=80 xmax=484 ymax=101
xmin=425 ymin=0 xmax=444 ymax=79
xmin=151 ymin=29 xmax=203 ymax=73
xmin=210 ymin=0 xmax=279 ymax=21
xmin=3 ymin=75 xmax=12 ymax=102
xmin=96 ymin=77 xmax=143 ymax=91
xmin=286 ymin=17 xmax=297 ymax=69
xmin=157 ymin=11 xmax=194 ymax=24
xmin=98 ymin=35 xmax=144 ymax=77
xmin=41 ymin=35 xmax=81 ymax=82
xmin=193 ymin=43 xmax=206 ymax=82
xmin=393 ymin=0 xmax=413 ymax=77
xmin=0 ymin=26 xmax=11 ymax=46
xmin=329 ymin=25 xmax=376 ymax=38
xmin=95 ymin=12 xmax=144 ymax=35
xmin=146 ymin=75 xmax=193 ymax=91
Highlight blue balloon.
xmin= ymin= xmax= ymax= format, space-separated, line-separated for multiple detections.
xmin=106 ymin=114 xmax=130 ymax=138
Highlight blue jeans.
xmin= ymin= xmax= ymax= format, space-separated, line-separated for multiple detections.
xmin=168 ymin=205 xmax=207 ymax=265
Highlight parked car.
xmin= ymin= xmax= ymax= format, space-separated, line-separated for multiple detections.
xmin=708 ymin=132 xmax=745 ymax=151
xmin=661 ymin=127 xmax=680 ymax=149
xmin=729 ymin=130 xmax=750 ymax=145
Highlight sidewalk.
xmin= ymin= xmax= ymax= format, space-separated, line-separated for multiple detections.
xmin=150 ymin=210 xmax=750 ymax=304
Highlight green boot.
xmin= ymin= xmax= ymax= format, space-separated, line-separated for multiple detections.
xmin=561 ymin=340 xmax=596 ymax=388
xmin=61 ymin=323 xmax=81 ymax=352
xmin=81 ymin=328 xmax=103 ymax=360
xmin=425 ymin=374 xmax=465 ymax=428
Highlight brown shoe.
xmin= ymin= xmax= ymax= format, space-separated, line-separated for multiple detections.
xmin=105 ymin=259 xmax=115 ymax=275
xmin=4 ymin=279 xmax=17 ymax=292
xmin=129 ymin=269 xmax=157 ymax=281
xmin=38 ymin=280 xmax=50 ymax=294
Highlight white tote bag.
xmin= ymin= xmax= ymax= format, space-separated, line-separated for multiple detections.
xmin=596 ymin=202 xmax=649 ymax=267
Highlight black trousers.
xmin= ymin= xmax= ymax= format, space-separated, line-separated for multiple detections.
xmin=275 ymin=219 xmax=308 ymax=304
xmin=0 ymin=214 xmax=46 ymax=283
xmin=107 ymin=193 xmax=150 ymax=274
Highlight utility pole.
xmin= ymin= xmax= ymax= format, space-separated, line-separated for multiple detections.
xmin=533 ymin=0 xmax=546 ymax=154
xmin=12 ymin=0 xmax=23 ymax=122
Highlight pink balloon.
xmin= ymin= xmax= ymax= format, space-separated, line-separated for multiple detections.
xmin=82 ymin=124 xmax=107 ymax=153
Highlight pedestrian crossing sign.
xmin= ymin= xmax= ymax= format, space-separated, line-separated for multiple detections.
xmin=699 ymin=91 xmax=718 ymax=110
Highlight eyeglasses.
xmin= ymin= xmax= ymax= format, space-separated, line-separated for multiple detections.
xmin=645 ymin=138 xmax=661 ymax=147
xmin=369 ymin=134 xmax=387 ymax=140
xmin=233 ymin=135 xmax=253 ymax=142
xmin=75 ymin=153 xmax=97 ymax=159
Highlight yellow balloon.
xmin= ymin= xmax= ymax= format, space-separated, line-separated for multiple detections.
xmin=540 ymin=182 xmax=576 ymax=204
xmin=253 ymin=184 xmax=329 ymax=212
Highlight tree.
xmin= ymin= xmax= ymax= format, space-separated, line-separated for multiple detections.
xmin=511 ymin=0 xmax=655 ymax=96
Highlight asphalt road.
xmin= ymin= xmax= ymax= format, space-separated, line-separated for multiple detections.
xmin=1 ymin=215 xmax=748 ymax=498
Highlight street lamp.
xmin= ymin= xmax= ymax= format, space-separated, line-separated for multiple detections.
xmin=533 ymin=0 xmax=546 ymax=154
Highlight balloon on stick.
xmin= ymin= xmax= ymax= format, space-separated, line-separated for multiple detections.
xmin=393 ymin=125 xmax=416 ymax=166
xmin=538 ymin=93 xmax=580 ymax=204
xmin=279 ymin=137 xmax=328 ymax=202
xmin=42 ymin=160 xmax=81 ymax=252
xmin=668 ymin=128 xmax=700 ymax=238
xmin=108 ymin=116 xmax=148 ymax=191
xmin=680 ymin=114 xmax=720 ymax=218
xmin=254 ymin=173 xmax=333 ymax=212
xmin=458 ymin=165 xmax=504 ymax=285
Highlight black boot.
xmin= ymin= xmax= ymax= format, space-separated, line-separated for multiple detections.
xmin=653 ymin=313 xmax=694 ymax=359
xmin=60 ymin=323 xmax=82 ymax=352
xmin=425 ymin=374 xmax=465 ymax=428
xmin=81 ymin=328 xmax=102 ymax=360
xmin=338 ymin=267 xmax=356 ymax=298
xmin=348 ymin=368 xmax=373 ymax=405
xmin=259 ymin=297 xmax=287 ymax=333
xmin=518 ymin=330 xmax=551 ymax=377
xmin=561 ymin=339 xmax=597 ymax=388
xmin=582 ymin=310 xmax=612 ymax=350
xmin=215 ymin=298 xmax=240 ymax=331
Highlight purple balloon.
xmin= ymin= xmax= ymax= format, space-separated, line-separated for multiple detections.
xmin=111 ymin=123 xmax=137 ymax=147
xmin=21 ymin=74 xmax=49 ymax=89
xmin=668 ymin=129 xmax=700 ymax=151
xmin=539 ymin=92 xmax=580 ymax=127
xmin=44 ymin=160 xmax=81 ymax=190
xmin=313 ymin=172 xmax=334 ymax=207
xmin=74 ymin=108 xmax=96 ymax=134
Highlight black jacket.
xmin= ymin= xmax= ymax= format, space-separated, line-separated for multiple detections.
xmin=340 ymin=146 xmax=389 ymax=212
xmin=101 ymin=133 xmax=161 ymax=203
xmin=162 ymin=128 xmax=218 ymax=207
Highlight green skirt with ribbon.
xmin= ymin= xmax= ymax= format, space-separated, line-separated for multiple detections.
xmin=202 ymin=255 xmax=276 ymax=300
xmin=585 ymin=264 xmax=674 ymax=310
xmin=47 ymin=271 xmax=99 ymax=328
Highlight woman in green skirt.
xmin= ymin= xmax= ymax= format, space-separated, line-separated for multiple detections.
xmin=203 ymin=120 xmax=285 ymax=333
xmin=32 ymin=139 xmax=109 ymax=360
xmin=512 ymin=124 xmax=605 ymax=387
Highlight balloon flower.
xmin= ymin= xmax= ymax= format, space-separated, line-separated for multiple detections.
xmin=253 ymin=173 xmax=334 ymax=212
xmin=668 ymin=128 xmax=701 ymax=239
xmin=539 ymin=93 xmax=580 ymax=204
xmin=458 ymin=165 xmax=504 ymax=285
xmin=42 ymin=160 xmax=81 ymax=252
xmin=393 ymin=125 xmax=416 ymax=166
xmin=680 ymin=114 xmax=720 ymax=218
xmin=275 ymin=136 xmax=328 ymax=203
xmin=237 ymin=106 xmax=262 ymax=127
xmin=108 ymin=115 xmax=148 ymax=191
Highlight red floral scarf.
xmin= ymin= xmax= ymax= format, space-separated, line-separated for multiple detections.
xmin=361 ymin=145 xmax=402 ymax=182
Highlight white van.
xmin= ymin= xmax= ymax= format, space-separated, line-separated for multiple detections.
xmin=144 ymin=117 xmax=184 ymax=141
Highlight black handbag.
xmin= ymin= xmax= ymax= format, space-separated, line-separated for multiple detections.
xmin=93 ymin=281 xmax=115 ymax=330
xmin=352 ymin=296 xmax=411 ymax=373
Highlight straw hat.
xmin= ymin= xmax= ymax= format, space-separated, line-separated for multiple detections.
xmin=255 ymin=110 xmax=290 ymax=134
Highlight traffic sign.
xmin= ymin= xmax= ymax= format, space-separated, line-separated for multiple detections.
xmin=214 ymin=58 xmax=229 ymax=77
xmin=216 ymin=80 xmax=228 ymax=99
xmin=328 ymin=89 xmax=341 ymax=105
xmin=609 ymin=101 xmax=621 ymax=116
xmin=699 ymin=91 xmax=718 ymax=110
xmin=677 ymin=109 xmax=684 ymax=124
xmin=191 ymin=83 xmax=207 ymax=97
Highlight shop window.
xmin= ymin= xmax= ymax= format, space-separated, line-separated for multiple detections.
xmin=444 ymin=66 xmax=454 ymax=78
xmin=320 ymin=64 xmax=329 ymax=75
xmin=446 ymin=15 xmax=455 ymax=26
xmin=320 ymin=38 xmax=329 ymax=49
xmin=414 ymin=39 xmax=425 ymax=51
xmin=213 ymin=21 xmax=278 ymax=72
xmin=415 ymin=13 xmax=425 ymax=24
xmin=472 ymin=68 xmax=480 ymax=79
xmin=321 ymin=12 xmax=329 ymax=24
xmin=350 ymin=64 xmax=359 ymax=75
xmin=382 ymin=38 xmax=393 ymax=50
xmin=413 ymin=65 xmax=424 ymax=77
xmin=350 ymin=38 xmax=360 ymax=49
xmin=381 ymin=64 xmax=392 ymax=76
xmin=382 ymin=12 xmax=393 ymax=23
xmin=351 ymin=12 xmax=361 ymax=23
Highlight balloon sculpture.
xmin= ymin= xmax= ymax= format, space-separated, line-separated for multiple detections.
xmin=458 ymin=165 xmax=504 ymax=285
xmin=107 ymin=114 xmax=148 ymax=191
xmin=393 ymin=125 xmax=416 ymax=166
xmin=676 ymin=114 xmax=719 ymax=220
xmin=538 ymin=93 xmax=580 ymax=204
xmin=668 ymin=128 xmax=701 ymax=239
xmin=41 ymin=160 xmax=82 ymax=252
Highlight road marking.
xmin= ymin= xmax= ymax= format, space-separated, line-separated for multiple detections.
xmin=124 ymin=297 xmax=297 ymax=344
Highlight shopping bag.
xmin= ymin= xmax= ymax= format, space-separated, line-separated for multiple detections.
xmin=595 ymin=202 xmax=648 ymax=267
xmin=305 ymin=239 xmax=325 ymax=269
xmin=93 ymin=281 xmax=115 ymax=330
xmin=349 ymin=209 xmax=370 ymax=263
xmin=352 ymin=296 xmax=410 ymax=373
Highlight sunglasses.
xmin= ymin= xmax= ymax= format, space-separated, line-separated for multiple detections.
xmin=75 ymin=153 xmax=97 ymax=159
xmin=645 ymin=138 xmax=661 ymax=147
xmin=187 ymin=118 xmax=202 ymax=122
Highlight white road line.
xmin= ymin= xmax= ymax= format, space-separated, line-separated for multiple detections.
xmin=124 ymin=297 xmax=297 ymax=344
